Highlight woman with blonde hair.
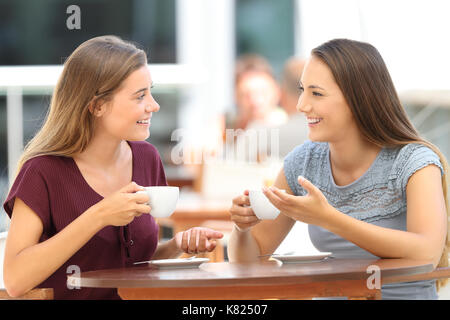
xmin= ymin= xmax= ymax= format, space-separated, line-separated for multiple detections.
xmin=2 ymin=35 xmax=223 ymax=299
xmin=228 ymin=38 xmax=449 ymax=299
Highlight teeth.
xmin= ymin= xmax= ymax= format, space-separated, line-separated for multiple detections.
xmin=137 ymin=120 xmax=149 ymax=124
xmin=307 ymin=118 xmax=322 ymax=124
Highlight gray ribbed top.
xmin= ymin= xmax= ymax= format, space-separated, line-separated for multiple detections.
xmin=284 ymin=141 xmax=444 ymax=299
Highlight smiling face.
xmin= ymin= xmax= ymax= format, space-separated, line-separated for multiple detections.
xmin=94 ymin=66 xmax=160 ymax=141
xmin=297 ymin=56 xmax=358 ymax=143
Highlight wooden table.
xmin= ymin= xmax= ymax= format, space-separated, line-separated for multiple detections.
xmin=67 ymin=258 xmax=435 ymax=300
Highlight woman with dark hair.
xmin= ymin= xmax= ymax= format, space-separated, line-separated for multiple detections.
xmin=228 ymin=38 xmax=449 ymax=299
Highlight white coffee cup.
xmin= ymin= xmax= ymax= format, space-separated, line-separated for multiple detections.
xmin=249 ymin=189 xmax=285 ymax=220
xmin=137 ymin=186 xmax=179 ymax=218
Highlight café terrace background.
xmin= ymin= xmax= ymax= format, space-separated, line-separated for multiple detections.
xmin=0 ymin=0 xmax=449 ymax=233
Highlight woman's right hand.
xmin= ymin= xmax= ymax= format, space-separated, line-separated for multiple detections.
xmin=93 ymin=182 xmax=151 ymax=227
xmin=230 ymin=190 xmax=260 ymax=232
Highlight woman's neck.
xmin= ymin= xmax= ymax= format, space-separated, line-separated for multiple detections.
xmin=74 ymin=134 xmax=129 ymax=171
xmin=328 ymin=137 xmax=381 ymax=176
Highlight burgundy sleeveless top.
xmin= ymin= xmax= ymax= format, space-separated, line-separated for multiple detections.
xmin=3 ymin=141 xmax=167 ymax=299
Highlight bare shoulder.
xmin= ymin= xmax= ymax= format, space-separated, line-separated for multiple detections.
xmin=405 ymin=164 xmax=446 ymax=232
xmin=5 ymin=198 xmax=44 ymax=260
xmin=406 ymin=164 xmax=443 ymax=195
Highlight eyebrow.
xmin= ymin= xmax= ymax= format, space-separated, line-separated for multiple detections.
xmin=299 ymin=81 xmax=325 ymax=90
xmin=132 ymin=82 xmax=154 ymax=95
xmin=132 ymin=88 xmax=147 ymax=95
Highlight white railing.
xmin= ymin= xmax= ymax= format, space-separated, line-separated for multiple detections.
xmin=0 ymin=64 xmax=207 ymax=185
xmin=0 ymin=64 xmax=206 ymax=91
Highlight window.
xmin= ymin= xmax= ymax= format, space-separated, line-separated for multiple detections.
xmin=0 ymin=0 xmax=176 ymax=65
xmin=235 ymin=0 xmax=295 ymax=78
xmin=0 ymin=0 xmax=177 ymax=230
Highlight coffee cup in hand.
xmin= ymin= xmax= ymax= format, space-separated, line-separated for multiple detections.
xmin=249 ymin=189 xmax=285 ymax=220
xmin=137 ymin=186 xmax=179 ymax=218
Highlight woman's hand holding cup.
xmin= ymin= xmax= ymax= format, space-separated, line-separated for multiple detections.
xmin=93 ymin=182 xmax=151 ymax=227
xmin=230 ymin=190 xmax=260 ymax=232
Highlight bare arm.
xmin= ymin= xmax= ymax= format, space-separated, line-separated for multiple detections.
xmin=264 ymin=165 xmax=447 ymax=268
xmin=227 ymin=168 xmax=296 ymax=262
xmin=152 ymin=237 xmax=182 ymax=259
xmin=3 ymin=198 xmax=103 ymax=297
xmin=3 ymin=182 xmax=149 ymax=297
xmin=324 ymin=165 xmax=447 ymax=267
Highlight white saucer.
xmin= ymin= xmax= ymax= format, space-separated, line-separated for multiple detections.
xmin=134 ymin=257 xmax=210 ymax=269
xmin=271 ymin=252 xmax=332 ymax=264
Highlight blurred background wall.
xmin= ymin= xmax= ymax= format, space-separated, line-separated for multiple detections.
xmin=1 ymin=0 xmax=450 ymax=231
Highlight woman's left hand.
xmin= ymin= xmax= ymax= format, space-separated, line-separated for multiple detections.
xmin=262 ymin=176 xmax=333 ymax=227
xmin=174 ymin=227 xmax=224 ymax=254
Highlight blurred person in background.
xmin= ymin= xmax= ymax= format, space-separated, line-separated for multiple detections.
xmin=226 ymin=54 xmax=287 ymax=163
xmin=231 ymin=54 xmax=287 ymax=131
xmin=276 ymin=57 xmax=309 ymax=158
xmin=2 ymin=36 xmax=223 ymax=300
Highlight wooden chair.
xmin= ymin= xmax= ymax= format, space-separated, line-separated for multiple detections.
xmin=0 ymin=288 xmax=54 ymax=300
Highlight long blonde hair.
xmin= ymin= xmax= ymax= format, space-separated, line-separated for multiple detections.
xmin=14 ymin=35 xmax=147 ymax=175
xmin=312 ymin=39 xmax=449 ymax=290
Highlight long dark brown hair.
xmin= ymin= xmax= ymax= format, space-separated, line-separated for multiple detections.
xmin=312 ymin=38 xmax=449 ymax=289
